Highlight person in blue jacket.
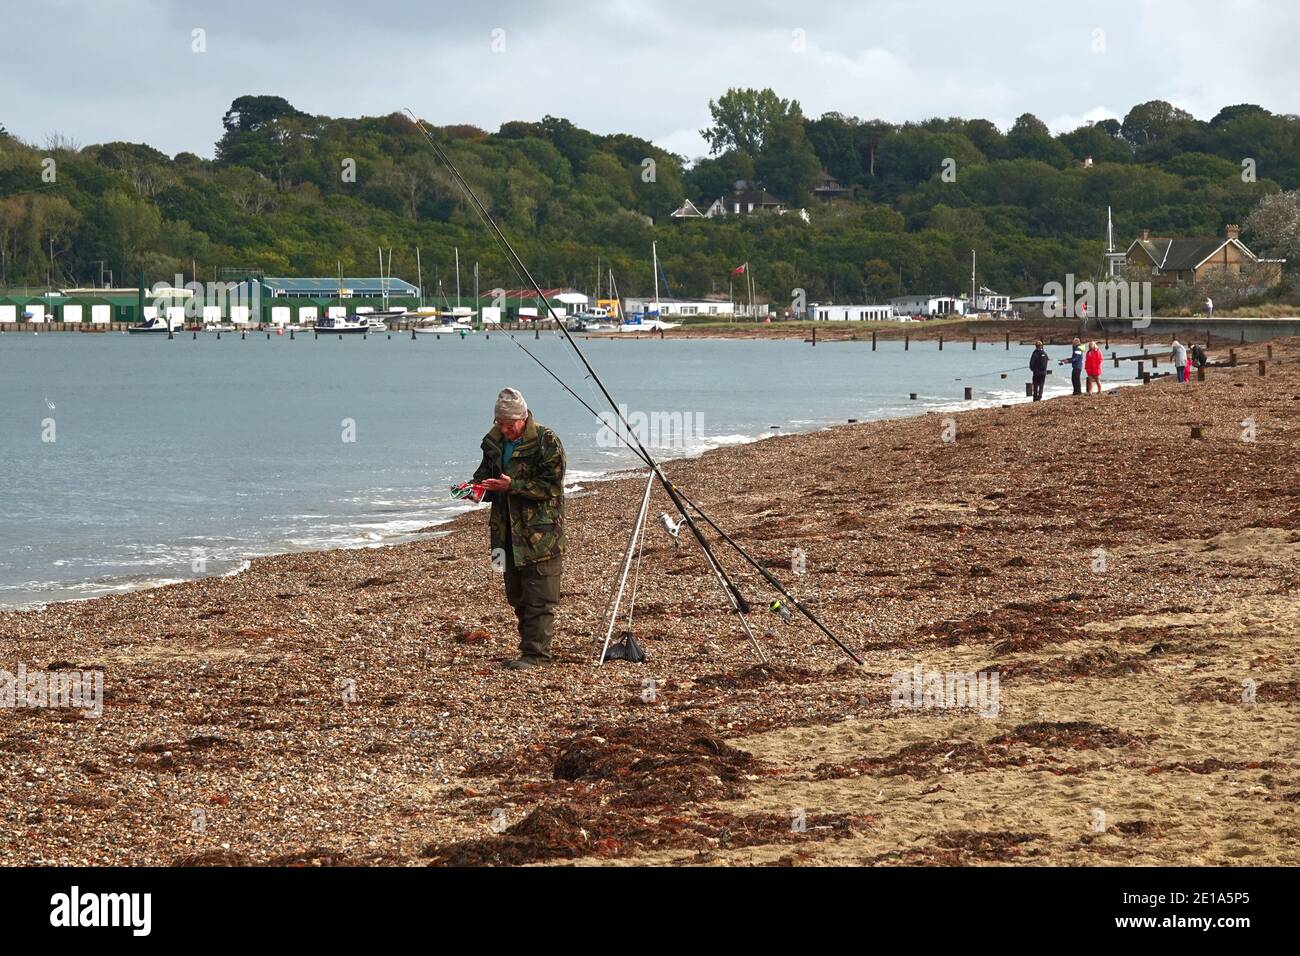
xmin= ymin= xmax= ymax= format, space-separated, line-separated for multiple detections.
xmin=1058 ymin=337 xmax=1084 ymax=395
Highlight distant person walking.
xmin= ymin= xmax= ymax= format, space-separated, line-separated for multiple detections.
xmin=1059 ymin=337 xmax=1084 ymax=395
xmin=1205 ymin=296 xmax=1214 ymax=319
xmin=1171 ymin=337 xmax=1188 ymax=382
xmin=1029 ymin=339 xmax=1050 ymax=401
xmin=1084 ymin=341 xmax=1103 ymax=394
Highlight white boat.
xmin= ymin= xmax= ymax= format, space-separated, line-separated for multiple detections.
xmin=412 ymin=305 xmax=476 ymax=334
xmin=202 ymin=322 xmax=237 ymax=333
xmin=568 ymin=306 xmax=617 ymax=331
xmin=127 ymin=316 xmax=173 ymax=334
xmin=414 ymin=321 xmax=474 ymax=334
xmin=619 ymin=315 xmax=679 ymax=332
xmin=619 ymin=242 xmax=679 ymax=332
xmin=316 ymin=314 xmax=383 ymax=334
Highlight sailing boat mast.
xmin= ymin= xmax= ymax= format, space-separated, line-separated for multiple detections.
xmin=454 ymin=247 xmax=461 ymax=311
xmin=652 ymin=241 xmax=659 ymax=315
xmin=746 ymin=262 xmax=752 ymax=320
xmin=416 ymin=247 xmax=423 ymax=308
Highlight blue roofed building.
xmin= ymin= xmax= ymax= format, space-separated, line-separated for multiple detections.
xmin=261 ymin=276 xmax=421 ymax=298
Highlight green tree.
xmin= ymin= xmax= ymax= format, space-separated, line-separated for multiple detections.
xmin=221 ymin=95 xmax=303 ymax=134
xmin=754 ymin=116 xmax=821 ymax=205
xmin=685 ymin=150 xmax=755 ymax=204
xmin=1058 ymin=122 xmax=1132 ymax=164
xmin=90 ymin=189 xmax=162 ymax=277
xmin=701 ymin=88 xmax=800 ymax=156
xmin=1006 ymin=113 xmax=1072 ymax=166
xmin=1121 ymin=100 xmax=1196 ymax=146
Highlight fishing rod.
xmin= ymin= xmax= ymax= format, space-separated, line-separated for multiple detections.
xmin=406 ymin=110 xmax=773 ymax=661
xmin=412 ymin=117 xmax=855 ymax=664
xmin=955 ymin=362 xmax=1039 ymax=380
xmin=503 ymin=331 xmax=860 ymax=663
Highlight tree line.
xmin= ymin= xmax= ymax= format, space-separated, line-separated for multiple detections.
xmin=2 ymin=91 xmax=1299 ymax=310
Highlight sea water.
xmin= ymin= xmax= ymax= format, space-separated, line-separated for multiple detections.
xmin=0 ymin=330 xmax=1081 ymax=607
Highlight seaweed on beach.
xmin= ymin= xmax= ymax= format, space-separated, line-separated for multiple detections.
xmin=915 ymin=601 xmax=1085 ymax=652
xmin=811 ymin=722 xmax=1145 ymax=780
xmin=995 ymin=648 xmax=1150 ymax=682
xmin=553 ymin=717 xmax=759 ymax=807
xmin=871 ymin=830 xmax=1045 ymax=865
xmin=693 ymin=663 xmax=822 ymax=690
xmin=1185 ymin=678 xmax=1300 ymax=704
xmin=1147 ymin=758 xmax=1288 ymax=774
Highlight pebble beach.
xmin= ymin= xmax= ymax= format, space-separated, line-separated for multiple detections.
xmin=3 ymin=333 xmax=1298 ymax=866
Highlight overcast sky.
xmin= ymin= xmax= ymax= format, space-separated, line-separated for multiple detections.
xmin=4 ymin=0 xmax=1298 ymax=160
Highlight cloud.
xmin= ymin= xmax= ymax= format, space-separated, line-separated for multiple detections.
xmin=2 ymin=0 xmax=1298 ymax=156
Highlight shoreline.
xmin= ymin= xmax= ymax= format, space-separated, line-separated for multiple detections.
xmin=2 ymin=334 xmax=1298 ymax=865
xmin=2 ymin=344 xmax=1098 ymax=613
xmin=5 ymin=316 xmax=1293 ymax=344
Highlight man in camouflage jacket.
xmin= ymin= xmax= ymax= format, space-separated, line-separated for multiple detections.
xmin=473 ymin=387 xmax=567 ymax=669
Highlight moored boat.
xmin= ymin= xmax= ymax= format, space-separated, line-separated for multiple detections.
xmin=316 ymin=314 xmax=383 ymax=334
xmin=127 ymin=316 xmax=174 ymax=334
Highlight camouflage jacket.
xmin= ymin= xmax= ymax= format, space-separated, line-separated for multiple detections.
xmin=472 ymin=413 xmax=567 ymax=567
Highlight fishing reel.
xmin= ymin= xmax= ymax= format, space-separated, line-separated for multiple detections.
xmin=659 ymin=511 xmax=683 ymax=547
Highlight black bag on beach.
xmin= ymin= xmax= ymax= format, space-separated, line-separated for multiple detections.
xmin=603 ymin=630 xmax=647 ymax=663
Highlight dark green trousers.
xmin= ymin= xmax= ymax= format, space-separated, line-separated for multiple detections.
xmin=503 ymin=550 xmax=562 ymax=659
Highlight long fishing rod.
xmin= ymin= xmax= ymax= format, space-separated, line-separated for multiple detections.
xmin=406 ymin=110 xmax=769 ymax=658
xmin=410 ymin=120 xmax=852 ymax=662
xmin=954 ymin=364 xmax=1034 ymax=380
xmin=501 ymin=329 xmax=860 ymax=664
xmin=671 ymin=489 xmax=862 ymax=664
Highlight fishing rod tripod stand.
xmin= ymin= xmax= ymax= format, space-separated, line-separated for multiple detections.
xmin=597 ymin=470 xmax=767 ymax=666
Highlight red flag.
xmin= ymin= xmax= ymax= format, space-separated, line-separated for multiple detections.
xmin=730 ymin=263 xmax=747 ymax=276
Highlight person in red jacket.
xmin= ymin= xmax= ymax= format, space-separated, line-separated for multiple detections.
xmin=1084 ymin=341 xmax=1103 ymax=394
